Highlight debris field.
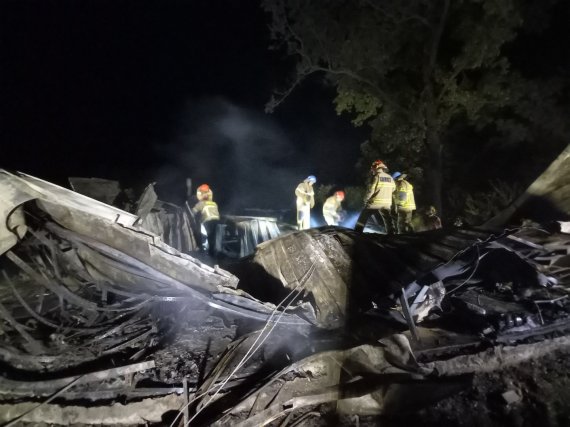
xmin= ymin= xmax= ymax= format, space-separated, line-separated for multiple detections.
xmin=0 ymin=169 xmax=569 ymax=426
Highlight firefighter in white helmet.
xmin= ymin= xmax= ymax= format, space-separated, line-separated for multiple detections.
xmin=295 ymin=175 xmax=316 ymax=230
xmin=191 ymin=183 xmax=220 ymax=253
xmin=355 ymin=160 xmax=396 ymax=234
xmin=322 ymin=191 xmax=345 ymax=226
xmin=392 ymin=171 xmax=416 ymax=233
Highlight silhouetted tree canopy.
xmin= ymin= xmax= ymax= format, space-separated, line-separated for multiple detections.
xmin=263 ymin=0 xmax=569 ymax=214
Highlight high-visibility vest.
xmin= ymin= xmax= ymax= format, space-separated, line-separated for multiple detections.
xmin=193 ymin=200 xmax=220 ymax=223
xmin=395 ymin=180 xmax=416 ymax=210
xmin=366 ymin=171 xmax=395 ymax=208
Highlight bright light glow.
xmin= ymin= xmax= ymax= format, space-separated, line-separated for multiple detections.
xmin=310 ymin=217 xmax=326 ymax=228
xmin=341 ymin=211 xmax=360 ymax=229
xmin=341 ymin=211 xmax=384 ymax=233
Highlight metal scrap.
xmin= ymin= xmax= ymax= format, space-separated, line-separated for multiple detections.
xmin=1 ymin=169 xmax=569 ymax=425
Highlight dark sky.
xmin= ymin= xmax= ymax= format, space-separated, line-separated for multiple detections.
xmin=0 ymin=0 xmax=366 ymax=210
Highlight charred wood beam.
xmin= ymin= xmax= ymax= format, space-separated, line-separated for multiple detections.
xmin=51 ymin=386 xmax=187 ymax=401
xmin=101 ymin=326 xmax=156 ymax=356
xmin=4 ymin=375 xmax=84 ymax=427
xmin=0 ymin=393 xmax=183 ymax=425
xmin=0 ymin=360 xmax=155 ymax=395
xmin=0 ymin=346 xmax=57 ymax=368
xmin=433 ymin=335 xmax=570 ymax=376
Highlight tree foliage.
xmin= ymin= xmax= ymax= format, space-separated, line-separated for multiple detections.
xmin=262 ymin=0 xmax=555 ymax=213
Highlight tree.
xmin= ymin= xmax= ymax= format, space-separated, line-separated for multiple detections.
xmin=262 ymin=0 xmax=526 ymax=212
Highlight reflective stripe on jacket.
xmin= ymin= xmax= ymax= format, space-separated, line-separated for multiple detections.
xmin=395 ymin=180 xmax=416 ymax=211
xmin=366 ymin=171 xmax=395 ymax=209
xmin=192 ymin=200 xmax=220 ymax=223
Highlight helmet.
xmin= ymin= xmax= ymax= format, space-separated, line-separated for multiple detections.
xmin=197 ymin=184 xmax=210 ymax=192
xmin=392 ymin=171 xmax=402 ymax=180
xmin=335 ymin=191 xmax=345 ymax=200
xmin=371 ymin=160 xmax=387 ymax=170
xmin=306 ymin=175 xmax=317 ymax=184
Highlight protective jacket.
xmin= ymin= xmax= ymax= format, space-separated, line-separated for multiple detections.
xmin=192 ymin=200 xmax=220 ymax=223
xmin=295 ymin=181 xmax=315 ymax=208
xmin=365 ymin=171 xmax=395 ymax=209
xmin=295 ymin=181 xmax=315 ymax=230
xmin=394 ymin=180 xmax=416 ymax=211
xmin=323 ymin=195 xmax=342 ymax=226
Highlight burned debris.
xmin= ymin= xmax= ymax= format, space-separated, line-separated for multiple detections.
xmin=0 ymin=169 xmax=569 ymax=425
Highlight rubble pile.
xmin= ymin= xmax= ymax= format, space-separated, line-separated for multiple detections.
xmin=0 ymin=169 xmax=569 ymax=425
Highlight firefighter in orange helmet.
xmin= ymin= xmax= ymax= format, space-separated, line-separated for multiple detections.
xmin=322 ymin=191 xmax=345 ymax=226
xmin=355 ymin=160 xmax=396 ymax=234
xmin=192 ymin=183 xmax=220 ymax=254
xmin=196 ymin=183 xmax=213 ymax=202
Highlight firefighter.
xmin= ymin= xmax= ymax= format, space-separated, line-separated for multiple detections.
xmin=295 ymin=175 xmax=316 ymax=230
xmin=392 ymin=172 xmax=416 ymax=233
xmin=425 ymin=205 xmax=442 ymax=230
xmin=192 ymin=184 xmax=220 ymax=254
xmin=355 ymin=160 xmax=396 ymax=234
xmin=322 ymin=191 xmax=345 ymax=226
xmin=196 ymin=183 xmax=213 ymax=202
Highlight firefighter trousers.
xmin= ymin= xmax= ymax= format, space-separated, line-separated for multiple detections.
xmin=355 ymin=208 xmax=395 ymax=234
xmin=396 ymin=209 xmax=414 ymax=234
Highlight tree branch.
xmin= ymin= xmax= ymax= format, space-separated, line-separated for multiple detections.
xmin=437 ymin=50 xmax=487 ymax=104
xmin=313 ymin=66 xmax=413 ymax=117
xmin=265 ymin=68 xmax=317 ymax=112
xmin=429 ymin=0 xmax=450 ymax=70
xmin=267 ymin=61 xmax=419 ymax=124
xmin=363 ymin=0 xmax=433 ymax=29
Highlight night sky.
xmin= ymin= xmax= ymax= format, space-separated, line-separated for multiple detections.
xmin=1 ymin=0 xmax=366 ymax=210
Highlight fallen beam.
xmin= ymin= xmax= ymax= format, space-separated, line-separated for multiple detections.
xmin=0 ymin=394 xmax=183 ymax=425
xmin=0 ymin=360 xmax=155 ymax=396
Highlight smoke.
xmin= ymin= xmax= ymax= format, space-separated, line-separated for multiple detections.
xmin=155 ymin=98 xmax=311 ymax=212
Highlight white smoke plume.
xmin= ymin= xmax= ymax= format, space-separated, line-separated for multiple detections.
xmin=155 ymin=97 xmax=313 ymax=213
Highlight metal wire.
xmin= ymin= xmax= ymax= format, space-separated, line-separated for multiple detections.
xmin=169 ymin=264 xmax=315 ymax=427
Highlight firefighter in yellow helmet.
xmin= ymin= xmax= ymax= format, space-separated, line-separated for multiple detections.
xmin=295 ymin=175 xmax=316 ymax=230
xmin=322 ymin=191 xmax=345 ymax=226
xmin=355 ymin=160 xmax=396 ymax=234
xmin=392 ymin=172 xmax=416 ymax=233
xmin=191 ymin=183 xmax=220 ymax=253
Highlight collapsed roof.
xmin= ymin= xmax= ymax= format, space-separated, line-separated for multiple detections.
xmin=0 ymin=169 xmax=569 ymax=425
